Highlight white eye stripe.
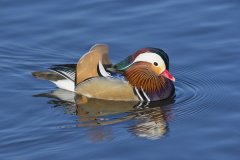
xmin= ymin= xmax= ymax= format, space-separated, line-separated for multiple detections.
xmin=133 ymin=52 xmax=166 ymax=70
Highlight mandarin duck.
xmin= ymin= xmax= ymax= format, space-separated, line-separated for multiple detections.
xmin=32 ymin=44 xmax=175 ymax=102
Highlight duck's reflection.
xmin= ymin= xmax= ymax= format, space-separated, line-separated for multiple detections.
xmin=34 ymin=89 xmax=175 ymax=140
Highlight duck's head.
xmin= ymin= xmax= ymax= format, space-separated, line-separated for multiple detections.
xmin=114 ymin=48 xmax=175 ymax=82
xmin=113 ymin=48 xmax=175 ymax=95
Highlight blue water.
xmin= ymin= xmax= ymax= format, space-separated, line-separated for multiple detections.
xmin=1 ymin=0 xmax=240 ymax=159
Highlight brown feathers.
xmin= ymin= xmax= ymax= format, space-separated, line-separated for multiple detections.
xmin=76 ymin=44 xmax=112 ymax=85
xmin=32 ymin=71 xmax=65 ymax=81
xmin=124 ymin=62 xmax=166 ymax=94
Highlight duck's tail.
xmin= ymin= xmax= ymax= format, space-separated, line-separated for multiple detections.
xmin=32 ymin=65 xmax=75 ymax=92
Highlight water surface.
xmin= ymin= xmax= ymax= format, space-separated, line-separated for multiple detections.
xmin=1 ymin=0 xmax=240 ymax=159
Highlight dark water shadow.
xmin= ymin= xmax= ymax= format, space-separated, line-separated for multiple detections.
xmin=34 ymin=89 xmax=175 ymax=140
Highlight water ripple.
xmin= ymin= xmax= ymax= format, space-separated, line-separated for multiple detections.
xmin=172 ymin=67 xmax=225 ymax=119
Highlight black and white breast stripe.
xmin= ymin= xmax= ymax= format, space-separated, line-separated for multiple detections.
xmin=134 ymin=87 xmax=150 ymax=102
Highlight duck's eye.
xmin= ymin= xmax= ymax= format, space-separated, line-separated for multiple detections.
xmin=153 ymin=62 xmax=158 ymax=66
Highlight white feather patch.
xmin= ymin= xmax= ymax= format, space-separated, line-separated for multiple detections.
xmin=98 ymin=60 xmax=112 ymax=77
xmin=133 ymin=52 xmax=166 ymax=71
xmin=120 ymin=52 xmax=166 ymax=72
xmin=51 ymin=79 xmax=75 ymax=92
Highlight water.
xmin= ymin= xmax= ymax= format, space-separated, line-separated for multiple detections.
xmin=1 ymin=0 xmax=240 ymax=159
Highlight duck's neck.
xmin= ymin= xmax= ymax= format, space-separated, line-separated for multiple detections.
xmin=124 ymin=68 xmax=175 ymax=101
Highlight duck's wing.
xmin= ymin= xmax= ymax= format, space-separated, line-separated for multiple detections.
xmin=48 ymin=62 xmax=114 ymax=82
xmin=49 ymin=64 xmax=76 ymax=82
xmin=33 ymin=60 xmax=112 ymax=93
xmin=32 ymin=44 xmax=112 ymax=92
xmin=76 ymin=44 xmax=112 ymax=85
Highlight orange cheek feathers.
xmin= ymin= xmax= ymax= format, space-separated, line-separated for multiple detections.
xmin=151 ymin=65 xmax=162 ymax=75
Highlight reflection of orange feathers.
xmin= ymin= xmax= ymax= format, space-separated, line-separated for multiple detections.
xmin=124 ymin=62 xmax=166 ymax=94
